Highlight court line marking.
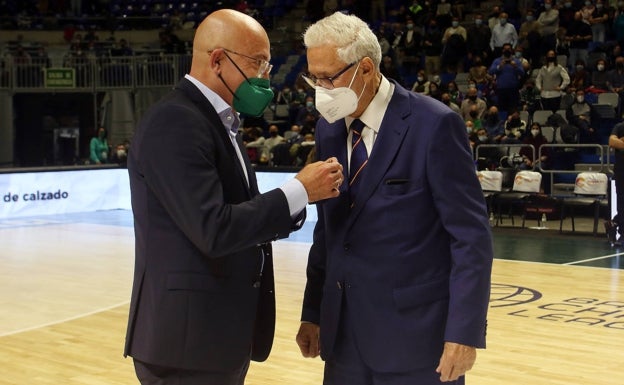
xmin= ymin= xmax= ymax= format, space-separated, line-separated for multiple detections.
xmin=0 ymin=300 xmax=130 ymax=338
xmin=564 ymin=251 xmax=624 ymax=265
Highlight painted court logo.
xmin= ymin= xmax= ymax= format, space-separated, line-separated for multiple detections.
xmin=490 ymin=283 xmax=624 ymax=330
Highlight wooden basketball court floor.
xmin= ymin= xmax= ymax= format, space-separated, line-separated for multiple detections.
xmin=0 ymin=209 xmax=622 ymax=385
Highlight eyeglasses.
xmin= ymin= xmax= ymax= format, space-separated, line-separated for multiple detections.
xmin=214 ymin=48 xmax=273 ymax=78
xmin=301 ymin=62 xmax=356 ymax=89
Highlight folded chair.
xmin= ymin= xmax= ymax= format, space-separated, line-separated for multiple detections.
xmin=559 ymin=172 xmax=609 ymax=235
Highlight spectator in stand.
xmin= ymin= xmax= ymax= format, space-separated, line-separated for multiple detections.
xmin=466 ymin=104 xmax=484 ymax=129
xmin=501 ymin=109 xmax=527 ymax=143
xmin=380 ymin=54 xmax=403 ymax=85
xmin=518 ymin=9 xmax=543 ymax=69
xmin=12 ymin=45 xmax=31 ymax=65
xmin=392 ymin=18 xmax=422 ymax=77
xmin=446 ymin=80 xmax=464 ymax=106
xmin=460 ymin=86 xmax=487 ymax=121
xmin=295 ymin=96 xmax=320 ymax=127
xmin=490 ymin=12 xmax=518 ymax=58
xmin=537 ymin=0 xmax=559 ymax=55
xmin=589 ymin=0 xmax=609 ymax=43
xmin=410 ymin=69 xmax=427 ymax=92
xmin=565 ymin=11 xmax=593 ymax=70
xmin=520 ymin=122 xmax=551 ymax=168
xmin=488 ymin=6 xmax=502 ymax=31
xmin=513 ymin=46 xmax=531 ymax=75
xmin=110 ymin=38 xmax=133 ymax=56
xmin=111 ymin=142 xmax=129 ymax=167
xmin=567 ymin=88 xmax=596 ymax=144
xmin=473 ymin=127 xmax=503 ymax=170
xmin=441 ymin=16 xmax=467 ymax=74
xmin=559 ymin=0 xmax=577 ymax=30
xmin=468 ymin=55 xmax=493 ymax=97
xmin=569 ymin=59 xmax=591 ymax=93
xmin=581 ymin=0 xmax=595 ymax=25
xmin=519 ymin=78 xmax=542 ymax=115
xmin=607 ymin=56 xmax=624 ymax=115
xmin=427 ymin=80 xmax=442 ymax=100
xmin=488 ymin=43 xmax=525 ymax=113
xmin=615 ymin=3 xmax=624 ymax=42
xmin=440 ymin=92 xmax=462 ymax=114
xmin=90 ymin=127 xmax=110 ymax=164
xmin=466 ymin=13 xmax=492 ymax=69
xmin=263 ymin=124 xmax=285 ymax=165
xmin=535 ymin=50 xmax=570 ymax=112
xmin=590 ymin=58 xmax=609 ymax=92
xmin=482 ymin=105 xmax=506 ymax=142
xmin=422 ymin=19 xmax=443 ymax=77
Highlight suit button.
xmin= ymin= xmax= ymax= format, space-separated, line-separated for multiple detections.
xmin=337 ymin=281 xmax=343 ymax=290
xmin=343 ymin=243 xmax=350 ymax=251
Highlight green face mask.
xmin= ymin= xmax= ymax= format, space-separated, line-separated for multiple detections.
xmin=232 ymin=77 xmax=274 ymax=117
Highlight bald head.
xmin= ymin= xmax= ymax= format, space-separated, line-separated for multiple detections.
xmin=189 ymin=9 xmax=271 ymax=105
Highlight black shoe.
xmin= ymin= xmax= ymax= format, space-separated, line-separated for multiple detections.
xmin=604 ymin=220 xmax=618 ymax=245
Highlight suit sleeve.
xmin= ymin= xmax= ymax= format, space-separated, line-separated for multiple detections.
xmin=426 ymin=110 xmax=494 ymax=348
xmin=137 ymin=104 xmax=294 ymax=259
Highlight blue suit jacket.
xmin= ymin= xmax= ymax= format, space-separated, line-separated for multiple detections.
xmin=301 ymin=80 xmax=493 ymax=373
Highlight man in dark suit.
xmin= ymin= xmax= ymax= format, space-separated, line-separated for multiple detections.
xmin=124 ymin=9 xmax=344 ymax=385
xmin=295 ymin=12 xmax=494 ymax=385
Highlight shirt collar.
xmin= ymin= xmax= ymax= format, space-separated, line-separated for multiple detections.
xmin=185 ymin=74 xmax=240 ymax=136
xmin=346 ymin=75 xmax=394 ymax=134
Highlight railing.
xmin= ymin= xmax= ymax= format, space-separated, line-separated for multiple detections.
xmin=0 ymin=54 xmax=192 ymax=92
xmin=475 ymin=143 xmax=614 ymax=195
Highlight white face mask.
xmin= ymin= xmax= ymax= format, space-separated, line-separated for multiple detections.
xmin=531 ymin=129 xmax=540 ymax=137
xmin=478 ymin=135 xmax=488 ymax=141
xmin=577 ymin=96 xmax=585 ymax=103
xmin=314 ymin=62 xmax=365 ymax=123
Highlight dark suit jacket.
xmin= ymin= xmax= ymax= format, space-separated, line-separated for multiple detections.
xmin=124 ymin=78 xmax=299 ymax=371
xmin=301 ymin=80 xmax=493 ymax=373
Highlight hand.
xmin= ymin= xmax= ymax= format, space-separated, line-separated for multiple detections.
xmin=436 ymin=342 xmax=477 ymax=382
xmin=296 ymin=322 xmax=320 ymax=358
xmin=295 ymin=157 xmax=344 ymax=203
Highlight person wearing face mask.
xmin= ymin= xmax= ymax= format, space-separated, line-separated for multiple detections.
xmin=535 ymin=50 xmax=570 ymax=112
xmin=519 ymin=78 xmax=542 ymax=115
xmin=520 ymin=123 xmax=550 ymax=168
xmin=490 ymin=12 xmax=518 ymax=58
xmin=565 ymin=11 xmax=593 ymax=70
xmin=460 ymin=86 xmax=488 ymax=121
xmin=590 ymin=58 xmax=609 ymax=91
xmin=295 ymin=95 xmax=321 ymax=127
xmin=566 ymin=88 xmax=595 ymax=144
xmin=472 ymin=128 xmax=503 ymax=170
xmin=537 ymin=0 xmax=560 ymax=54
xmin=488 ymin=43 xmax=525 ymax=113
xmin=501 ymin=109 xmax=527 ymax=143
xmin=607 ymin=57 xmax=624 ymax=116
xmin=89 ymin=127 xmax=110 ymax=165
xmin=393 ymin=17 xmax=423 ymax=76
xmin=482 ymin=105 xmax=506 ymax=142
xmin=124 ymin=10 xmax=345 ymax=385
xmin=589 ymin=0 xmax=609 ymax=42
xmin=518 ymin=9 xmax=543 ymax=69
xmin=296 ymin=12 xmax=493 ymax=385
xmin=423 ymin=19 xmax=443 ymax=77
xmin=441 ymin=16 xmax=467 ymax=73
xmin=440 ymin=91 xmax=462 ymax=114
xmin=581 ymin=0 xmax=595 ymax=24
xmin=466 ymin=13 xmax=493 ymax=67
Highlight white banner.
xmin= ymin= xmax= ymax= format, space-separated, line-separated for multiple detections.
xmin=0 ymin=169 xmax=316 ymax=221
xmin=0 ymin=169 xmax=131 ymax=219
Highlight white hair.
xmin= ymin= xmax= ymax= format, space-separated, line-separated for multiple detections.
xmin=303 ymin=11 xmax=382 ymax=70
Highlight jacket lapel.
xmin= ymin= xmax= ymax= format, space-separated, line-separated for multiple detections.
xmin=348 ymin=84 xmax=411 ymax=222
xmin=176 ymin=79 xmax=253 ymax=198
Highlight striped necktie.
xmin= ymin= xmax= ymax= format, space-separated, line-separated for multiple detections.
xmin=349 ymin=119 xmax=368 ymax=207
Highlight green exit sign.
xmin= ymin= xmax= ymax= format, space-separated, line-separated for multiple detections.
xmin=45 ymin=68 xmax=76 ymax=88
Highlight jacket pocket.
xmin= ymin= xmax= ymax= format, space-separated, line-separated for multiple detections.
xmin=393 ymin=277 xmax=450 ymax=311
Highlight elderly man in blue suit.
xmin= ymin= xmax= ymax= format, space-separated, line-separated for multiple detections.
xmin=295 ymin=12 xmax=494 ymax=385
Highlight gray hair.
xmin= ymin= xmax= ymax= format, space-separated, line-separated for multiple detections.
xmin=303 ymin=12 xmax=382 ymax=70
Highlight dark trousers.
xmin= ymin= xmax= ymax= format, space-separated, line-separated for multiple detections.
xmin=323 ymin=306 xmax=464 ymax=385
xmin=133 ymin=358 xmax=250 ymax=385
